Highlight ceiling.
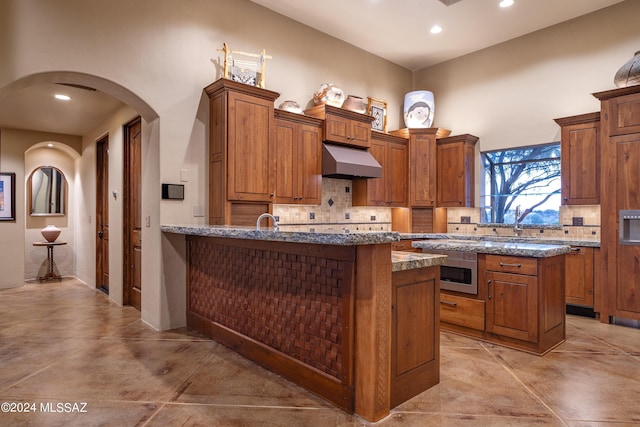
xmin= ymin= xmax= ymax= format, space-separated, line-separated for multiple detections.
xmin=250 ymin=0 xmax=624 ymax=71
xmin=0 ymin=0 xmax=624 ymax=138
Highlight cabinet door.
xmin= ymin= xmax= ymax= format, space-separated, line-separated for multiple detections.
xmin=561 ymin=121 xmax=599 ymax=205
xmin=227 ymin=91 xmax=274 ymax=202
xmin=387 ymin=141 xmax=408 ymax=206
xmin=324 ymin=113 xmax=349 ymax=144
xmin=275 ymin=118 xmax=297 ymax=204
xmin=349 ymin=120 xmax=372 ymax=148
xmin=564 ymin=247 xmax=594 ymax=307
xmin=486 ymin=271 xmax=538 ymax=343
xmin=437 ymin=142 xmax=464 ymax=207
xmin=391 ymin=267 xmax=439 ymax=407
xmin=298 ymin=123 xmax=322 ymax=204
xmin=410 ymin=132 xmax=436 ymax=207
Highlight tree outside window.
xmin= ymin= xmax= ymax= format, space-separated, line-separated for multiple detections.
xmin=481 ymin=143 xmax=561 ymax=225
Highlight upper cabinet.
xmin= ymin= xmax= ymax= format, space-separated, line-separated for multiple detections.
xmin=205 ymin=79 xmax=279 ymax=225
xmin=352 ymin=132 xmax=408 ymax=207
xmin=274 ymin=110 xmax=323 ymax=205
xmin=304 ymin=104 xmax=373 ymax=148
xmin=436 ymin=134 xmax=478 ymax=207
xmin=554 ymin=112 xmax=600 ymax=205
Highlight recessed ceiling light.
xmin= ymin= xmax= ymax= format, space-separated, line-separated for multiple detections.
xmin=430 ymin=25 xmax=443 ymax=34
xmin=47 ymin=143 xmax=54 ymax=148
xmin=499 ymin=0 xmax=514 ymax=8
xmin=54 ymin=94 xmax=71 ymax=101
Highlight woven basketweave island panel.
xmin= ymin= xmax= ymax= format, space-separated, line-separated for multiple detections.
xmin=189 ymin=240 xmax=346 ymax=379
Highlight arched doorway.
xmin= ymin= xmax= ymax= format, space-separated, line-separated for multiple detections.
xmin=0 ymin=71 xmax=159 ymax=312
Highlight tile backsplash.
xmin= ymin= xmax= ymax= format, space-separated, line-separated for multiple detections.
xmin=273 ymin=178 xmax=392 ymax=232
xmin=445 ymin=205 xmax=600 ymax=240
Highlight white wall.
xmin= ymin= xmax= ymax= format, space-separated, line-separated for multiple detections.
xmin=413 ymin=0 xmax=640 ymax=152
xmin=0 ymin=129 xmax=81 ymax=288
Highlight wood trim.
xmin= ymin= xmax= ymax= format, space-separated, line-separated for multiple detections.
xmin=187 ymin=311 xmax=354 ymax=411
xmin=553 ymin=111 xmax=600 ymax=126
xmin=204 ymin=78 xmax=280 ymax=102
xmin=354 ymin=244 xmax=392 ymax=422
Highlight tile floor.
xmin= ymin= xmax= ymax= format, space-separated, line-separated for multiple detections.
xmin=1 ymin=278 xmax=639 ymax=426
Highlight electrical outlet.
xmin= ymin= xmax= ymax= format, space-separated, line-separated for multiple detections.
xmin=310 ymin=212 xmax=315 ymax=220
xmin=193 ymin=206 xmax=204 ymax=217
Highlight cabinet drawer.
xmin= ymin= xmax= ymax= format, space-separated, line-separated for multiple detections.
xmin=392 ymin=240 xmax=413 ymax=251
xmin=485 ymin=255 xmax=537 ymax=276
xmin=439 ymin=294 xmax=485 ymax=331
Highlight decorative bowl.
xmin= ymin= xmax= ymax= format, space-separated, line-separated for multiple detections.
xmin=313 ymin=83 xmax=345 ymax=107
xmin=278 ymin=100 xmax=302 ymax=114
xmin=41 ymin=225 xmax=61 ymax=242
xmin=342 ymin=95 xmax=366 ymax=114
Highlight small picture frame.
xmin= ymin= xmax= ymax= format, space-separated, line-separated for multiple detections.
xmin=367 ymin=97 xmax=388 ymax=132
xmin=0 ymin=172 xmax=16 ymax=221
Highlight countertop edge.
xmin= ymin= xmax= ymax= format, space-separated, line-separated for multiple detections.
xmin=162 ymin=224 xmax=400 ymax=246
xmin=400 ymin=233 xmax=600 ymax=248
xmin=392 ymin=252 xmax=447 ymax=272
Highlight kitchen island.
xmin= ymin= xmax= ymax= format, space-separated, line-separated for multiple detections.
xmin=162 ymin=225 xmax=446 ymax=422
xmin=413 ymin=238 xmax=572 ymax=355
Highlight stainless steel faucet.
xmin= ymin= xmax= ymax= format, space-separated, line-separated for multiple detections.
xmin=256 ymin=213 xmax=279 ymax=231
xmin=513 ymin=205 xmax=523 ymax=235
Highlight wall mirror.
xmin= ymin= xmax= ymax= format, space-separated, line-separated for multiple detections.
xmin=29 ymin=166 xmax=66 ymax=216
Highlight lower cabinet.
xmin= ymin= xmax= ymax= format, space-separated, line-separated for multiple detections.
xmin=564 ymin=246 xmax=595 ymax=307
xmin=440 ymin=254 xmax=566 ymax=355
xmin=391 ymin=266 xmax=439 ymax=407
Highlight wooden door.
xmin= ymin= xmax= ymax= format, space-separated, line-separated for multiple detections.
xmin=615 ymin=136 xmax=640 ymax=314
xmin=409 ymin=130 xmax=437 ymax=207
xmin=486 ymin=271 xmax=538 ymax=343
xmin=367 ymin=138 xmax=387 ymax=206
xmin=391 ymin=267 xmax=439 ymax=407
xmin=124 ymin=117 xmax=142 ymax=310
xmin=227 ymin=91 xmax=274 ymax=202
xmin=564 ymin=247 xmax=594 ymax=307
xmin=437 ymin=142 xmax=463 ymax=206
xmin=298 ymin=123 xmax=322 ymax=204
xmin=275 ymin=117 xmax=296 ymax=204
xmin=560 ymin=119 xmax=600 ymax=205
xmin=96 ymin=135 xmax=109 ymax=293
xmin=387 ymin=140 xmax=408 ymax=206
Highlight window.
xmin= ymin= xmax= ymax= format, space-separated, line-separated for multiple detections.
xmin=481 ymin=143 xmax=561 ymax=225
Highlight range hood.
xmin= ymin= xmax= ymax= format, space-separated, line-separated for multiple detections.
xmin=322 ymin=143 xmax=382 ymax=179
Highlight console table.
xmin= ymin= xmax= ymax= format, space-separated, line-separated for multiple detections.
xmin=33 ymin=241 xmax=67 ymax=281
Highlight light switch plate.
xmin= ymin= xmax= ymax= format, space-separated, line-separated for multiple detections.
xmin=180 ymin=169 xmax=189 ymax=182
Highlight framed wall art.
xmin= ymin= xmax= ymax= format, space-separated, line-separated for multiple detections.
xmin=0 ymin=172 xmax=16 ymax=221
xmin=367 ymin=97 xmax=388 ymax=132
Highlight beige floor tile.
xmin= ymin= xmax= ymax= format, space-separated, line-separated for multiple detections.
xmin=2 ymin=279 xmax=640 ymax=426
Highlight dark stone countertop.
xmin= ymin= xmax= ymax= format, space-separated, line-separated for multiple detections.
xmin=412 ymin=239 xmax=571 ymax=258
xmin=400 ymin=233 xmax=600 ymax=248
xmin=392 ymin=251 xmax=447 ymax=272
xmin=162 ymin=224 xmax=400 ymax=246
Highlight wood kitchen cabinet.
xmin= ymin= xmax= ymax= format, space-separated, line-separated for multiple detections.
xmin=352 ymin=132 xmax=407 ymax=207
xmin=564 ymin=246 xmax=595 ymax=307
xmin=594 ymin=85 xmax=640 ymax=323
xmin=274 ymin=110 xmax=322 ymax=205
xmin=436 ymin=134 xmax=478 ymax=207
xmin=481 ymin=254 xmax=565 ymax=354
xmin=554 ymin=112 xmax=600 ymax=205
xmin=304 ymin=104 xmax=373 ymax=148
xmin=205 ymin=79 xmax=279 ymax=225
xmin=391 ymin=265 xmax=439 ymax=407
